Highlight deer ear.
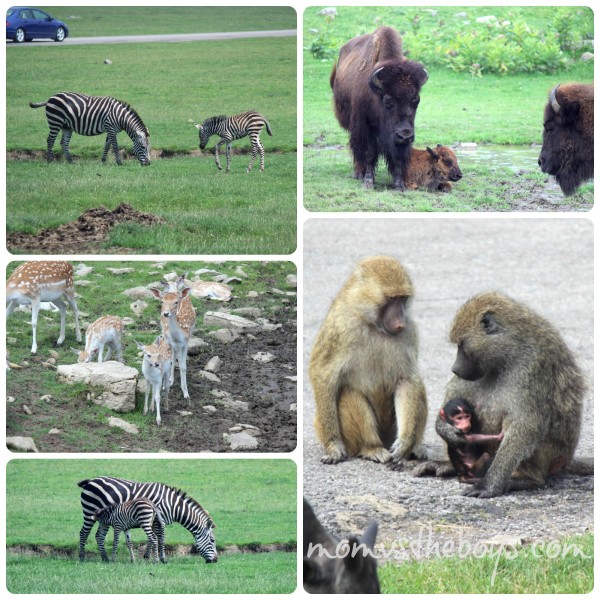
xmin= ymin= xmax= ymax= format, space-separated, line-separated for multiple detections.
xmin=134 ymin=340 xmax=145 ymax=351
xmin=150 ymin=287 xmax=162 ymax=299
xmin=70 ymin=347 xmax=80 ymax=356
xmin=180 ymin=287 xmax=191 ymax=299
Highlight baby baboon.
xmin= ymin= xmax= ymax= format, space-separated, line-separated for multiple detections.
xmin=439 ymin=398 xmax=504 ymax=482
xmin=309 ymin=256 xmax=428 ymax=468
xmin=438 ymin=291 xmax=587 ymax=497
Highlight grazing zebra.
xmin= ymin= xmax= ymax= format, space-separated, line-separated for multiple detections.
xmin=29 ymin=92 xmax=151 ymax=165
xmin=91 ymin=498 xmax=166 ymax=563
xmin=191 ymin=111 xmax=272 ymax=172
xmin=78 ymin=476 xmax=217 ymax=563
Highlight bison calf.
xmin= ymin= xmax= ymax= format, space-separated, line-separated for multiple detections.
xmin=539 ymin=82 xmax=593 ymax=196
xmin=405 ymin=145 xmax=462 ymax=192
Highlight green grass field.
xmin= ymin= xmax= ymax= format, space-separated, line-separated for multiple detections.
xmin=6 ymin=459 xmax=297 ymax=593
xmin=6 ymin=10 xmax=297 ymax=254
xmin=303 ymin=6 xmax=593 ymax=211
xmin=379 ymin=534 xmax=593 ymax=593
xmin=36 ymin=6 xmax=297 ymax=37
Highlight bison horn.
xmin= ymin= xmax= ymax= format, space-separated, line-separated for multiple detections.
xmin=422 ymin=68 xmax=429 ymax=83
xmin=549 ymin=84 xmax=561 ymax=114
xmin=370 ymin=67 xmax=385 ymax=91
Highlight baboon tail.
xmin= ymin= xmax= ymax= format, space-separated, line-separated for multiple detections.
xmin=29 ymin=101 xmax=47 ymax=109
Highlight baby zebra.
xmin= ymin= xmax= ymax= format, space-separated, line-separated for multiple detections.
xmin=190 ymin=111 xmax=272 ymax=173
xmin=72 ymin=315 xmax=124 ymax=363
xmin=92 ymin=498 xmax=166 ymax=563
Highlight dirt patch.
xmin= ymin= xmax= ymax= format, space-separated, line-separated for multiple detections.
xmin=7 ymin=323 xmax=297 ymax=454
xmin=7 ymin=203 xmax=164 ymax=254
xmin=7 ymin=541 xmax=296 ymax=558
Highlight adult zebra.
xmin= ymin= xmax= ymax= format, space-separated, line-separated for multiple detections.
xmin=191 ymin=111 xmax=272 ymax=173
xmin=78 ymin=476 xmax=217 ymax=563
xmin=30 ymin=92 xmax=151 ymax=165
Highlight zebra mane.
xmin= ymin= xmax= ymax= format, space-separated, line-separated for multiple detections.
xmin=171 ymin=485 xmax=215 ymax=528
xmin=119 ymin=100 xmax=150 ymax=136
xmin=202 ymin=115 xmax=228 ymax=127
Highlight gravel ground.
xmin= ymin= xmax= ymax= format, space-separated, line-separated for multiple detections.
xmin=303 ymin=218 xmax=594 ymax=561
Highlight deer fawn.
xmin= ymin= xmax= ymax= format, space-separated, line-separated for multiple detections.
xmin=135 ymin=336 xmax=172 ymax=426
xmin=150 ymin=279 xmax=196 ymax=402
xmin=72 ymin=315 xmax=124 ymax=363
xmin=6 ymin=261 xmax=82 ymax=354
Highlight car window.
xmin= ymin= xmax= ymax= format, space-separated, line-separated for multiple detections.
xmin=6 ymin=8 xmax=17 ymax=17
xmin=32 ymin=10 xmax=50 ymax=20
xmin=19 ymin=10 xmax=34 ymax=19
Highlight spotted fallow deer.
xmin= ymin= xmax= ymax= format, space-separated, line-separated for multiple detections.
xmin=6 ymin=261 xmax=82 ymax=354
xmin=72 ymin=315 xmax=124 ymax=363
xmin=150 ymin=280 xmax=196 ymax=402
xmin=135 ymin=336 xmax=173 ymax=426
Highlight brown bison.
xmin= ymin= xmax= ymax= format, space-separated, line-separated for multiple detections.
xmin=538 ymin=83 xmax=594 ymax=196
xmin=303 ymin=498 xmax=380 ymax=594
xmin=405 ymin=145 xmax=462 ymax=192
xmin=330 ymin=26 xmax=428 ymax=191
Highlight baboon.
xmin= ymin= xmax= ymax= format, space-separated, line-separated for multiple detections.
xmin=303 ymin=498 xmax=380 ymax=594
xmin=309 ymin=256 xmax=428 ymax=468
xmin=439 ymin=398 xmax=504 ymax=482
xmin=437 ymin=291 xmax=588 ymax=497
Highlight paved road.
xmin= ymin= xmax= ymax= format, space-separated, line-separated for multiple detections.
xmin=8 ymin=29 xmax=296 ymax=47
xmin=303 ymin=218 xmax=594 ymax=557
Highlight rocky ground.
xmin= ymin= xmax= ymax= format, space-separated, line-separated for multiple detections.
xmin=303 ymin=219 xmax=594 ymax=561
xmin=6 ymin=262 xmax=297 ymax=453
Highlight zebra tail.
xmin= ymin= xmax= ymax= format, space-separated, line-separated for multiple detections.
xmin=264 ymin=119 xmax=273 ymax=136
xmin=77 ymin=479 xmax=91 ymax=488
xmin=29 ymin=101 xmax=47 ymax=109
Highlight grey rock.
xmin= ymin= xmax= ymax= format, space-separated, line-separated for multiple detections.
xmin=7 ymin=436 xmax=39 ymax=452
xmin=108 ymin=417 xmax=139 ymax=434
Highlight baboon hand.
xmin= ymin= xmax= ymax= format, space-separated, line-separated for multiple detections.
xmin=462 ymin=481 xmax=501 ymax=499
xmin=321 ymin=440 xmax=348 ymax=464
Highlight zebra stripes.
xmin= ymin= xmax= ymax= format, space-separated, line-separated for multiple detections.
xmin=193 ymin=111 xmax=272 ymax=172
xmin=30 ymin=92 xmax=151 ymax=165
xmin=78 ymin=476 xmax=217 ymax=563
xmin=92 ymin=498 xmax=166 ymax=563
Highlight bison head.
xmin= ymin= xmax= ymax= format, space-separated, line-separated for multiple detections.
xmin=427 ymin=145 xmax=463 ymax=182
xmin=368 ymin=60 xmax=428 ymax=148
xmin=538 ymin=83 xmax=594 ymax=196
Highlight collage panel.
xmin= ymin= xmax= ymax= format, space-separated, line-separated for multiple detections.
xmin=6 ymin=260 xmax=297 ymax=453
xmin=303 ymin=218 xmax=593 ymax=593
xmin=6 ymin=5 xmax=297 ymax=255
xmin=6 ymin=458 xmax=297 ymax=593
xmin=303 ymin=5 xmax=594 ymax=211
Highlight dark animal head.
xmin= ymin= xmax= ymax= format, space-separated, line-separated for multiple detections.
xmin=303 ymin=498 xmax=380 ymax=594
xmin=426 ymin=145 xmax=462 ymax=182
xmin=368 ymin=59 xmax=428 ymax=147
xmin=538 ymin=83 xmax=594 ymax=196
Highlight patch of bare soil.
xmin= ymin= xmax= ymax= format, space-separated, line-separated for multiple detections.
xmin=8 ymin=541 xmax=296 ymax=558
xmin=7 ymin=325 xmax=297 ymax=454
xmin=478 ymin=171 xmax=592 ymax=212
xmin=7 ymin=203 xmax=164 ymax=254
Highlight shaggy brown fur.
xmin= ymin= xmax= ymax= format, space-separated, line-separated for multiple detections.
xmin=539 ymin=82 xmax=594 ymax=196
xmin=330 ymin=27 xmax=429 ymax=191
xmin=405 ymin=145 xmax=462 ymax=192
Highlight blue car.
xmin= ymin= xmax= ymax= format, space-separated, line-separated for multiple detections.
xmin=6 ymin=6 xmax=69 ymax=43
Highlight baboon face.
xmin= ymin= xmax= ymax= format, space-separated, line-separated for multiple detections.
xmin=451 ymin=307 xmax=503 ymax=381
xmin=378 ymin=296 xmax=408 ymax=335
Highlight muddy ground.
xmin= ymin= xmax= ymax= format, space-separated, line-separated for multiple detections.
xmin=7 ymin=203 xmax=163 ymax=254
xmin=7 ymin=323 xmax=297 ymax=453
xmin=303 ymin=219 xmax=593 ymax=559
xmin=6 ymin=264 xmax=297 ymax=454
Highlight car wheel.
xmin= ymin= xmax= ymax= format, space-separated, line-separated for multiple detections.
xmin=15 ymin=28 xmax=25 ymax=43
xmin=54 ymin=27 xmax=66 ymax=42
